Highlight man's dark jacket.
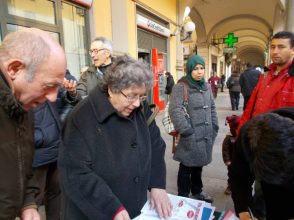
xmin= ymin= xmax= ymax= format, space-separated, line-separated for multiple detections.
xmin=239 ymin=68 xmax=261 ymax=97
xmin=32 ymin=101 xmax=61 ymax=167
xmin=165 ymin=75 xmax=175 ymax=95
xmin=33 ymin=70 xmax=77 ymax=167
xmin=0 ymin=71 xmax=38 ymax=219
xmin=76 ymin=62 xmax=112 ymax=100
xmin=58 ymin=86 xmax=167 ymax=219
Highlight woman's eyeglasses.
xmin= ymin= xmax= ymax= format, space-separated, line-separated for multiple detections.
xmin=120 ymin=91 xmax=147 ymax=102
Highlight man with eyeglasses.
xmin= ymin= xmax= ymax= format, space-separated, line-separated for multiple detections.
xmin=76 ymin=36 xmax=113 ymax=99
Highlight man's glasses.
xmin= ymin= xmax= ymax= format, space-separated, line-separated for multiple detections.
xmin=88 ymin=48 xmax=105 ymax=55
xmin=120 ymin=91 xmax=147 ymax=103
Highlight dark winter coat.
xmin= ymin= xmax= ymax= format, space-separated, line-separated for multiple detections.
xmin=33 ymin=70 xmax=78 ymax=167
xmin=239 ymin=68 xmax=261 ymax=97
xmin=222 ymin=135 xmax=235 ymax=165
xmin=58 ymin=86 xmax=166 ymax=219
xmin=229 ymin=108 xmax=294 ymax=220
xmin=32 ymin=101 xmax=61 ymax=167
xmin=226 ymin=74 xmax=241 ymax=92
xmin=0 ymin=71 xmax=38 ymax=219
xmin=77 ymin=62 xmax=112 ymax=99
xmin=165 ymin=75 xmax=175 ymax=95
xmin=169 ymin=77 xmax=219 ymax=167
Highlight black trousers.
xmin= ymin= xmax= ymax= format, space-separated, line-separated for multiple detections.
xmin=177 ymin=163 xmax=203 ymax=197
xmin=229 ymin=91 xmax=240 ymax=110
xmin=243 ymin=95 xmax=250 ymax=110
xmin=32 ymin=161 xmax=61 ymax=220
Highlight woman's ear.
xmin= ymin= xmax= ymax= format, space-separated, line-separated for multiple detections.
xmin=6 ymin=59 xmax=25 ymax=80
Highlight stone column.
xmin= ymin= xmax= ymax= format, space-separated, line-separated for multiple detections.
xmin=286 ymin=0 xmax=294 ymax=31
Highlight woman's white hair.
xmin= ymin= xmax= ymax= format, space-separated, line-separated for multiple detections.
xmin=100 ymin=55 xmax=153 ymax=93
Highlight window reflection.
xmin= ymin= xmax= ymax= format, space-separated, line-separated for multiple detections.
xmin=0 ymin=27 xmax=2 ymax=44
xmin=62 ymin=2 xmax=88 ymax=80
xmin=7 ymin=24 xmax=59 ymax=43
xmin=8 ymin=0 xmax=55 ymax=24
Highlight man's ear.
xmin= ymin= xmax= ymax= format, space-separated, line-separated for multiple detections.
xmin=105 ymin=50 xmax=111 ymax=58
xmin=6 ymin=59 xmax=25 ymax=80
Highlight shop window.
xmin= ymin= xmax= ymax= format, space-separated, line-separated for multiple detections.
xmin=7 ymin=24 xmax=59 ymax=42
xmin=62 ymin=2 xmax=88 ymax=80
xmin=8 ymin=0 xmax=56 ymax=24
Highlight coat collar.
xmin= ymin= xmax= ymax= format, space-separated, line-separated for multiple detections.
xmin=0 ymin=70 xmax=26 ymax=118
xmin=178 ymin=76 xmax=209 ymax=91
xmin=87 ymin=85 xmax=142 ymax=124
xmin=87 ymin=85 xmax=121 ymax=123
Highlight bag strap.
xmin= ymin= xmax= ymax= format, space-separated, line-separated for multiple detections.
xmin=147 ymin=104 xmax=159 ymax=126
xmin=178 ymin=82 xmax=189 ymax=104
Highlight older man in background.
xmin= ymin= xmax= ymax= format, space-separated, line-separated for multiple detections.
xmin=76 ymin=36 xmax=113 ymax=99
xmin=0 ymin=28 xmax=66 ymax=220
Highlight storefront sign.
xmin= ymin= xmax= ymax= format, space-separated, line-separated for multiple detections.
xmin=223 ymin=47 xmax=236 ymax=54
xmin=70 ymin=0 xmax=93 ymax=7
xmin=137 ymin=14 xmax=171 ymax=37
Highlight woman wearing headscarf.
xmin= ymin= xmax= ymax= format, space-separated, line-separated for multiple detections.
xmin=59 ymin=55 xmax=172 ymax=220
xmin=169 ymin=55 xmax=219 ymax=203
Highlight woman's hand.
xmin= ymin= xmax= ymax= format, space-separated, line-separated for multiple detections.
xmin=150 ymin=188 xmax=172 ymax=219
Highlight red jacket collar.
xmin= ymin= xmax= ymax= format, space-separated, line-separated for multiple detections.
xmin=268 ymin=58 xmax=293 ymax=75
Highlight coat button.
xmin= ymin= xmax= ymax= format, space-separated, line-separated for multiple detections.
xmin=131 ymin=142 xmax=137 ymax=148
xmin=134 ymin=176 xmax=139 ymax=183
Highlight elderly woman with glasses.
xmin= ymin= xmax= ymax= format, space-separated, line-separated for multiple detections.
xmin=58 ymin=55 xmax=172 ymax=220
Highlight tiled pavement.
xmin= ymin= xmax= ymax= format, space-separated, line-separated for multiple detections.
xmin=158 ymin=89 xmax=243 ymax=213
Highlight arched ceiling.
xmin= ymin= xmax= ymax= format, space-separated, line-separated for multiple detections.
xmin=180 ymin=0 xmax=286 ymax=66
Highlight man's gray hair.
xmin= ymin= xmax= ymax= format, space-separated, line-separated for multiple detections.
xmin=0 ymin=30 xmax=50 ymax=81
xmin=100 ymin=55 xmax=153 ymax=92
xmin=92 ymin=36 xmax=113 ymax=55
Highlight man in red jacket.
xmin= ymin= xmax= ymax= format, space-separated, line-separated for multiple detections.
xmin=238 ymin=31 xmax=294 ymax=133
xmin=234 ymin=31 xmax=294 ymax=220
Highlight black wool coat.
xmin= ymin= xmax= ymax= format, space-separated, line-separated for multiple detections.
xmin=58 ymin=86 xmax=166 ymax=220
xmin=0 ymin=71 xmax=37 ymax=219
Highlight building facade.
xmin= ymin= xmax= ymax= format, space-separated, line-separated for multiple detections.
xmin=0 ymin=0 xmax=178 ymax=107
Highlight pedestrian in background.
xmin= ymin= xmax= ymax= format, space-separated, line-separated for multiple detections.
xmin=221 ymin=74 xmax=226 ymax=92
xmin=0 ymin=28 xmax=66 ymax=220
xmin=59 ymin=55 xmax=172 ymax=220
xmin=226 ymin=70 xmax=241 ymax=111
xmin=208 ymin=72 xmax=221 ymax=98
xmin=169 ymin=55 xmax=219 ymax=203
xmin=239 ymin=63 xmax=261 ymax=110
xmin=165 ymin=71 xmax=175 ymax=98
xmin=76 ymin=37 xmax=113 ymax=99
